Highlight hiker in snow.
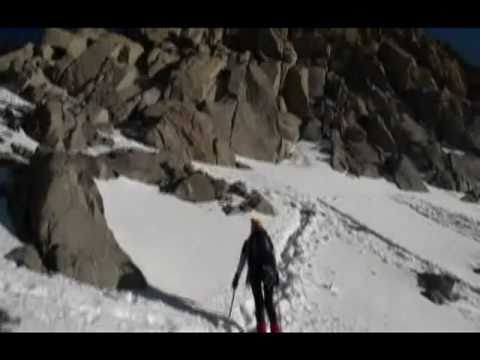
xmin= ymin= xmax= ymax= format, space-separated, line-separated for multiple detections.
xmin=231 ymin=218 xmax=281 ymax=333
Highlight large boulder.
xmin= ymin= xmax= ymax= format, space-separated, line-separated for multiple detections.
xmin=174 ymin=172 xmax=217 ymax=203
xmin=146 ymin=42 xmax=180 ymax=78
xmin=260 ymin=60 xmax=282 ymax=96
xmin=75 ymin=28 xmax=109 ymax=42
xmin=341 ymin=120 xmax=383 ymax=178
xmin=291 ymin=34 xmax=330 ymax=59
xmin=390 ymin=154 xmax=428 ymax=192
xmin=222 ymin=181 xmax=276 ymax=216
xmin=59 ymin=32 xmax=143 ymax=96
xmin=415 ymin=41 xmax=467 ymax=97
xmin=301 ymin=117 xmax=323 ymax=142
xmin=59 ymin=36 xmax=122 ymax=95
xmin=22 ymin=100 xmax=65 ymax=150
xmin=42 ymin=28 xmax=87 ymax=59
xmin=19 ymin=67 xmax=71 ymax=104
xmin=389 ymin=112 xmax=455 ymax=183
xmin=283 ymin=65 xmax=310 ymax=120
xmin=308 ymin=65 xmax=327 ymax=100
xmin=346 ymin=48 xmax=391 ymax=93
xmin=140 ymin=28 xmax=182 ymax=45
xmin=107 ymin=33 xmax=144 ymax=66
xmin=206 ymin=28 xmax=224 ymax=47
xmin=141 ymin=100 xmax=236 ymax=166
xmin=170 ymin=50 xmax=228 ymax=103
xmin=278 ymin=112 xmax=302 ymax=142
xmin=417 ymin=272 xmax=459 ymax=304
xmin=79 ymin=57 xmax=141 ymax=124
xmin=435 ymin=90 xmax=467 ymax=148
xmin=247 ymin=190 xmax=276 ymax=215
xmin=448 ymin=153 xmax=480 ymax=192
xmin=45 ymin=54 xmax=76 ymax=84
xmin=180 ymin=28 xmax=209 ymax=47
xmin=461 ymin=187 xmax=480 ymax=203
xmin=204 ymin=52 xmax=285 ymax=162
xmin=23 ymin=100 xmax=94 ymax=151
xmin=391 ymin=112 xmax=429 ymax=154
xmin=324 ymin=71 xmax=349 ymax=104
xmin=378 ymin=40 xmax=418 ymax=93
xmin=358 ymin=114 xmax=397 ymax=154
xmin=93 ymin=149 xmax=191 ymax=189
xmin=345 ymin=140 xmax=382 ymax=178
xmin=0 ymin=43 xmax=34 ymax=73
xmin=257 ymin=28 xmax=288 ymax=60
xmin=465 ymin=116 xmax=480 ymax=154
xmin=405 ymin=89 xmax=466 ymax=149
xmin=5 ymin=244 xmax=46 ymax=273
xmin=331 ymin=130 xmax=350 ymax=173
xmin=11 ymin=149 xmax=147 ymax=290
xmin=416 ymin=139 xmax=455 ymax=188
xmin=204 ymin=98 xmax=237 ymax=153
xmin=444 ymin=58 xmax=466 ymax=97
xmin=228 ymin=59 xmax=284 ymax=162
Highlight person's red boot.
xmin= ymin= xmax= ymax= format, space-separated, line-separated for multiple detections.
xmin=270 ymin=323 xmax=281 ymax=333
xmin=256 ymin=322 xmax=267 ymax=333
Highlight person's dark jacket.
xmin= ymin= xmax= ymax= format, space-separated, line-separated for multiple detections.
xmin=232 ymin=227 xmax=279 ymax=289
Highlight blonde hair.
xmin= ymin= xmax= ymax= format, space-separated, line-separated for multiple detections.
xmin=251 ymin=217 xmax=263 ymax=229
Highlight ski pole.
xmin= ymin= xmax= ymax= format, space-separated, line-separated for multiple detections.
xmin=275 ymin=287 xmax=283 ymax=329
xmin=228 ymin=288 xmax=237 ymax=319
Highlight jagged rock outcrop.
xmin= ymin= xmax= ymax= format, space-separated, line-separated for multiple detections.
xmin=8 ymin=148 xmax=148 ymax=290
xmin=1 ymin=28 xmax=479 ymax=188
xmin=4 ymin=27 xmax=480 ymax=289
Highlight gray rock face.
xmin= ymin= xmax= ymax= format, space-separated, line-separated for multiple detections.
xmin=283 ymin=65 xmax=310 ymax=120
xmin=405 ymin=89 xmax=467 ymax=149
xmin=228 ymin=59 xmax=284 ymax=162
xmin=257 ymin=28 xmax=288 ymax=60
xmin=174 ymin=172 xmax=217 ymax=203
xmin=140 ymin=28 xmax=182 ymax=44
xmin=5 ymin=245 xmax=46 ymax=273
xmin=308 ymin=65 xmax=327 ymax=99
xmin=417 ymin=272 xmax=459 ymax=305
xmin=58 ymin=33 xmax=143 ymax=97
xmin=301 ymin=118 xmax=323 ymax=142
xmin=260 ymin=60 xmax=281 ymax=96
xmin=291 ymin=34 xmax=329 ymax=59
xmin=170 ymin=51 xmax=227 ymax=103
xmin=42 ymin=28 xmax=88 ymax=59
xmin=359 ymin=114 xmax=396 ymax=154
xmin=378 ymin=40 xmax=418 ymax=92
xmin=11 ymin=149 xmax=147 ymax=290
xmin=94 ymin=149 xmax=190 ymax=189
xmin=141 ymin=100 xmax=236 ymax=166
xmin=146 ymin=43 xmax=180 ymax=78
xmin=391 ymin=154 xmax=429 ymax=192
xmin=5 ymin=26 xmax=480 ymax=200
xmin=330 ymin=125 xmax=382 ymax=178
xmin=448 ymin=153 xmax=480 ymax=192
xmin=0 ymin=43 xmax=34 ymax=73
xmin=278 ymin=112 xmax=302 ymax=142
xmin=59 ymin=36 xmax=122 ymax=95
xmin=24 ymin=100 xmax=94 ymax=151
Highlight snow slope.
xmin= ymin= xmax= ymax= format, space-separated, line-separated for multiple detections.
xmin=1 ymin=87 xmax=480 ymax=331
xmin=96 ymin=142 xmax=480 ymax=332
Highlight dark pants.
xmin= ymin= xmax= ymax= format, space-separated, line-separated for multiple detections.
xmin=251 ymin=279 xmax=278 ymax=325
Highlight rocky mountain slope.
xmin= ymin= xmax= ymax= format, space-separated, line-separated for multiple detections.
xmin=2 ymin=27 xmax=480 ymax=297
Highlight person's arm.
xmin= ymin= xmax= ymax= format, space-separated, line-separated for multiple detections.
xmin=232 ymin=240 xmax=248 ymax=289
